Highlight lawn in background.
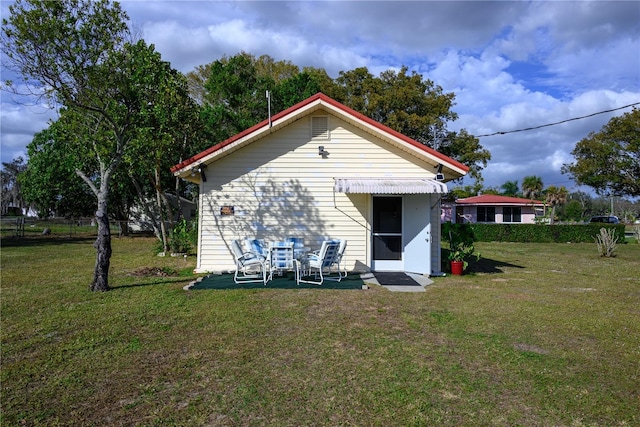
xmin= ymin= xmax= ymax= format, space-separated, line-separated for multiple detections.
xmin=1 ymin=235 xmax=639 ymax=426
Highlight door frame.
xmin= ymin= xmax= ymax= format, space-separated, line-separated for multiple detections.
xmin=371 ymin=195 xmax=403 ymax=271
xmin=369 ymin=194 xmax=433 ymax=273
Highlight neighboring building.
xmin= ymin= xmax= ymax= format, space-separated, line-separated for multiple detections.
xmin=171 ymin=93 xmax=468 ymax=275
xmin=452 ymin=194 xmax=545 ymax=224
xmin=128 ymin=193 xmax=197 ymax=232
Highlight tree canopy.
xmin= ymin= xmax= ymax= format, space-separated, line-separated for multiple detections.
xmin=19 ymin=124 xmax=96 ymax=218
xmin=189 ymin=53 xmax=490 ymax=178
xmin=522 ymin=175 xmax=544 ymax=201
xmin=196 ymin=52 xmax=324 ymax=144
xmin=562 ymin=108 xmax=640 ymax=198
xmin=500 ymin=180 xmax=519 ymax=197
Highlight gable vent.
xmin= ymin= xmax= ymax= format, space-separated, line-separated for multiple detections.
xmin=311 ymin=116 xmax=329 ymax=140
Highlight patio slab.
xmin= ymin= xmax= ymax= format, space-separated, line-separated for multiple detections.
xmin=185 ymin=272 xmax=365 ymax=290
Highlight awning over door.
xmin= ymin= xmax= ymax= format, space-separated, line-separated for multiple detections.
xmin=334 ymin=178 xmax=448 ymax=194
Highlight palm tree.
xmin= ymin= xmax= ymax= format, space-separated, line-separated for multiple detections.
xmin=522 ymin=175 xmax=543 ymax=201
xmin=545 ymin=185 xmax=569 ymax=224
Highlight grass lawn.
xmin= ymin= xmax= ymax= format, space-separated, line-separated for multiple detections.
xmin=1 ymin=235 xmax=639 ymax=426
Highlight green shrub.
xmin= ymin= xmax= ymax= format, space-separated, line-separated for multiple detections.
xmin=594 ymin=227 xmax=618 ymax=257
xmin=469 ymin=223 xmax=625 ymax=243
xmin=169 ymin=218 xmax=197 ymax=254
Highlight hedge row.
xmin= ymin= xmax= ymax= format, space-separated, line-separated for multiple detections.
xmin=468 ymin=223 xmax=626 ymax=243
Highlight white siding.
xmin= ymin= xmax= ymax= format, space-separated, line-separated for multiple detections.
xmin=196 ymin=113 xmax=442 ymax=273
xmin=430 ymin=195 xmax=443 ymax=274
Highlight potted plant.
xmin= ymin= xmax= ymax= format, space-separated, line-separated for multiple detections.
xmin=443 ymin=222 xmax=480 ymax=275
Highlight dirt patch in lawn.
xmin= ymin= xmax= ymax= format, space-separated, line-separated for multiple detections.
xmin=127 ymin=267 xmax=178 ymax=277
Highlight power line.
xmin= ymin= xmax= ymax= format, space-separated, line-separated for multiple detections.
xmin=475 ymin=102 xmax=640 ymax=138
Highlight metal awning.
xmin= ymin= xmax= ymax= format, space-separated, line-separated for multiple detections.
xmin=334 ymin=178 xmax=448 ymax=194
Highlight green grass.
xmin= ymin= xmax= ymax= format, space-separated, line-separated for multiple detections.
xmin=2 ymin=235 xmax=639 ymax=426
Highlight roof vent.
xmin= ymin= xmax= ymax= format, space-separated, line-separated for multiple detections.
xmin=311 ymin=116 xmax=329 ymax=140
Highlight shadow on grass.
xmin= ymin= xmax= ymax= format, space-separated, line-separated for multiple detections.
xmin=470 ymin=256 xmax=525 ymax=273
xmin=190 ymin=272 xmax=365 ymax=290
xmin=442 ymin=249 xmax=525 ymax=274
xmin=0 ymin=235 xmax=97 ymax=248
xmin=1 ymin=232 xmax=158 ymax=248
xmin=111 ymin=276 xmax=193 ymax=290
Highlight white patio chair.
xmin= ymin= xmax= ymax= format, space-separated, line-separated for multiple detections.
xmin=295 ymin=239 xmax=342 ymax=285
xmin=231 ymin=239 xmax=268 ymax=285
xmin=336 ymin=239 xmax=348 ymax=278
xmin=268 ymin=241 xmax=295 ymax=280
xmin=303 ymin=239 xmax=347 ymax=278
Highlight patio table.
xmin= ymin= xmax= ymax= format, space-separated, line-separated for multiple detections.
xmin=267 ymin=241 xmax=295 ymax=279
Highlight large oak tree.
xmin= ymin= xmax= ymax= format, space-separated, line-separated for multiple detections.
xmin=562 ymin=108 xmax=640 ymax=198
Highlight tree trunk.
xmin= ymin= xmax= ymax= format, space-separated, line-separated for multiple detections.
xmin=155 ymin=167 xmax=169 ymax=253
xmin=175 ymin=174 xmax=183 ymax=221
xmin=90 ymin=194 xmax=112 ymax=292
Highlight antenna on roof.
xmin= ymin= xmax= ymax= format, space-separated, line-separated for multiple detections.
xmin=266 ymin=90 xmax=272 ymax=128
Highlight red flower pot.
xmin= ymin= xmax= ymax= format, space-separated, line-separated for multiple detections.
xmin=450 ymin=260 xmax=464 ymax=275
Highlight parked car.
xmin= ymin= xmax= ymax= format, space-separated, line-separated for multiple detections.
xmin=589 ymin=215 xmax=620 ymax=224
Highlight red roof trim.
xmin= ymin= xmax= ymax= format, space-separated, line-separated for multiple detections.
xmin=316 ymin=94 xmax=469 ymax=172
xmin=456 ymin=195 xmax=544 ymax=205
xmin=171 ymin=92 xmax=470 ymax=173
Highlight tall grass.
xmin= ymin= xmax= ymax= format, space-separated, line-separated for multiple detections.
xmin=1 ymin=235 xmax=639 ymax=426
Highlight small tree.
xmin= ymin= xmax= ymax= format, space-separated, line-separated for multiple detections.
xmin=544 ymin=185 xmax=569 ymax=224
xmin=594 ymin=227 xmax=618 ymax=257
xmin=3 ymin=0 xmax=132 ymax=291
xmin=3 ymin=0 xmax=198 ymax=291
xmin=442 ymin=222 xmax=480 ymax=271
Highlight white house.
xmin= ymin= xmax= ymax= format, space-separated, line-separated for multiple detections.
xmin=453 ymin=194 xmax=546 ymax=224
xmin=172 ymin=93 xmax=468 ymax=275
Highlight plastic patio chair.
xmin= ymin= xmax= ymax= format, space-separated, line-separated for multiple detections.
xmin=295 ymin=240 xmax=342 ymax=285
xmin=336 ymin=239 xmax=348 ymax=278
xmin=268 ymin=241 xmax=295 ymax=280
xmin=231 ymin=239 xmax=268 ymax=285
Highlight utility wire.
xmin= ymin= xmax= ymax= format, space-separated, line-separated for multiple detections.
xmin=475 ymin=101 xmax=640 ymax=138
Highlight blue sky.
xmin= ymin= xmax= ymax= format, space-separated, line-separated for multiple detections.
xmin=2 ymin=0 xmax=639 ymax=194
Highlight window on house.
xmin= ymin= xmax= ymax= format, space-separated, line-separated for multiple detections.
xmin=503 ymin=207 xmax=522 ymax=223
xmin=477 ymin=206 xmax=495 ymax=223
xmin=311 ymin=116 xmax=329 ymax=140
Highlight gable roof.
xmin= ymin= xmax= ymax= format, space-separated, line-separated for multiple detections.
xmin=456 ymin=194 xmax=545 ymax=206
xmin=171 ymin=93 xmax=469 ymax=179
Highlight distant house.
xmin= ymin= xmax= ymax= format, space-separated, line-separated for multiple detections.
xmin=128 ymin=194 xmax=197 ymax=232
xmin=449 ymin=194 xmax=545 ymax=224
xmin=172 ymin=93 xmax=469 ymax=275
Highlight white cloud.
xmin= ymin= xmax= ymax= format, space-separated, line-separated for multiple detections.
xmin=1 ymin=100 xmax=56 ymax=163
